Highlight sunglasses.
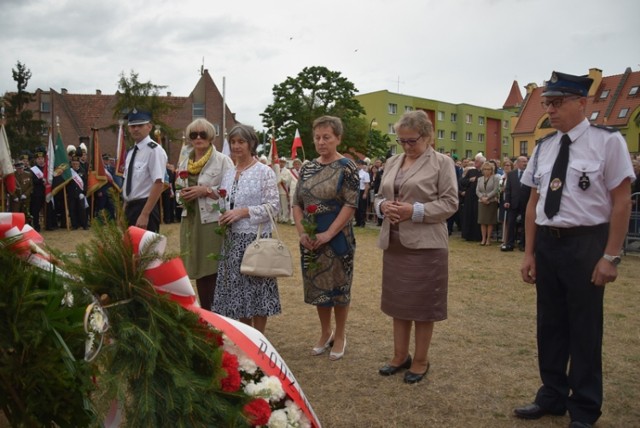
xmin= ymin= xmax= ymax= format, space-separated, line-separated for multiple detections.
xmin=189 ymin=131 xmax=208 ymax=140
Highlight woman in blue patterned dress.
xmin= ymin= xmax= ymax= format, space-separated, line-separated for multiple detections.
xmin=292 ymin=116 xmax=359 ymax=361
xmin=212 ymin=125 xmax=281 ymax=333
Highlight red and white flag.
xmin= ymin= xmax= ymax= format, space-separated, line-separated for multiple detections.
xmin=291 ymin=128 xmax=303 ymax=160
xmin=0 ymin=124 xmax=16 ymax=196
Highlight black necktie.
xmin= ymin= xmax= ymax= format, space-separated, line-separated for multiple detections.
xmin=544 ymin=134 xmax=571 ymax=219
xmin=125 ymin=145 xmax=138 ymax=196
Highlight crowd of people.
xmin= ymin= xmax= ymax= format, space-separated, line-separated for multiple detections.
xmin=3 ymin=70 xmax=640 ymax=428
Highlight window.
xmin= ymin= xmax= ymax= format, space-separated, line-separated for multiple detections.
xmin=629 ymin=86 xmax=639 ymax=96
xmin=437 ymin=111 xmax=444 ymax=121
xmin=599 ymin=90 xmax=610 ymax=99
xmin=437 ymin=129 xmax=445 ymax=139
xmin=465 ymin=132 xmax=472 ymax=141
xmin=387 ymin=124 xmax=396 ymax=134
xmin=390 ymin=145 xmax=398 ymax=155
xmin=192 ymin=103 xmax=205 ymax=118
xmin=388 ymin=103 xmax=397 ymax=114
xmin=465 ymin=150 xmax=473 ymax=159
xmin=589 ymin=111 xmax=599 ymax=121
xmin=40 ymin=102 xmax=50 ymax=113
xmin=519 ymin=141 xmax=528 ymax=155
xmin=465 ymin=114 xmax=472 ymax=124
xmin=451 ymin=113 xmax=457 ymax=122
xmin=404 ymin=106 xmax=413 ymax=112
xmin=478 ymin=133 xmax=485 ymax=143
xmin=503 ymin=120 xmax=509 ymax=129
xmin=502 ymin=137 xmax=509 ymax=145
xmin=478 ymin=116 xmax=485 ymax=125
xmin=450 ymin=131 xmax=457 ymax=141
xmin=618 ymin=108 xmax=629 ymax=118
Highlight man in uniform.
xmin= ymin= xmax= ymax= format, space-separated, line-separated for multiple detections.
xmin=277 ymin=157 xmax=293 ymax=223
xmin=122 ymin=110 xmax=168 ymax=232
xmin=67 ymin=154 xmax=88 ymax=230
xmin=28 ymin=147 xmax=48 ymax=231
xmin=355 ymin=159 xmax=370 ymax=227
xmin=10 ymin=161 xmax=33 ymax=215
xmin=515 ymin=71 xmax=635 ymax=428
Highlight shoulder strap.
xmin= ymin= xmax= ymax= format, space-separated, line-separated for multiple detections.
xmin=256 ymin=205 xmax=281 ymax=240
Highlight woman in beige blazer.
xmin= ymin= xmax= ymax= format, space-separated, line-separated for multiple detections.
xmin=374 ymin=110 xmax=458 ymax=384
xmin=475 ymin=161 xmax=500 ymax=246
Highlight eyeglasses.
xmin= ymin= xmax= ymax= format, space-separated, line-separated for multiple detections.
xmin=540 ymin=97 xmax=580 ymax=110
xmin=189 ymin=131 xmax=208 ymax=140
xmin=395 ymin=136 xmax=422 ymax=145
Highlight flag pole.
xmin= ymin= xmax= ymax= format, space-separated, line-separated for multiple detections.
xmin=56 ymin=117 xmax=71 ymax=231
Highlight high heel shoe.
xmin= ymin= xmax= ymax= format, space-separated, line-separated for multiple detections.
xmin=310 ymin=331 xmax=334 ymax=356
xmin=329 ymin=336 xmax=346 ymax=361
xmin=379 ymin=355 xmax=412 ymax=376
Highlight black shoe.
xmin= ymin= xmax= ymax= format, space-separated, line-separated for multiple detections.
xmin=403 ymin=362 xmax=430 ymax=384
xmin=379 ymin=355 xmax=412 ymax=376
xmin=569 ymin=422 xmax=592 ymax=428
xmin=500 ymin=244 xmax=514 ymax=252
xmin=513 ymin=403 xmax=565 ymax=420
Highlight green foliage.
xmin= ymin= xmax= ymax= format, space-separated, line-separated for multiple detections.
xmin=2 ymin=61 xmax=47 ymax=155
xmin=65 ymin=221 xmax=252 ymax=427
xmin=0 ymin=244 xmax=97 ymax=427
xmin=260 ymin=66 xmax=366 ymax=159
xmin=112 ymin=70 xmax=180 ymax=142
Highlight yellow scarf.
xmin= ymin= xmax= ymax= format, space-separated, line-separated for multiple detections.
xmin=187 ymin=145 xmax=213 ymax=175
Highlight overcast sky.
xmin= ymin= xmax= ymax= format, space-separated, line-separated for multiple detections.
xmin=1 ymin=0 xmax=638 ymax=130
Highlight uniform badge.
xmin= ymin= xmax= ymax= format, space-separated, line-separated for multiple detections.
xmin=578 ymin=172 xmax=590 ymax=190
xmin=147 ymin=142 xmax=157 ymax=148
xmin=549 ymin=178 xmax=562 ymax=191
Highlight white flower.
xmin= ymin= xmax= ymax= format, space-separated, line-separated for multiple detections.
xmin=285 ymin=400 xmax=310 ymax=428
xmin=85 ymin=332 xmax=95 ymax=355
xmin=61 ymin=291 xmax=74 ymax=307
xmin=267 ymin=409 xmax=288 ymax=428
xmin=89 ymin=309 xmax=108 ymax=333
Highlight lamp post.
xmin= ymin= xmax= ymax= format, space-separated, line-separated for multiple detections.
xmin=368 ymin=118 xmax=378 ymax=157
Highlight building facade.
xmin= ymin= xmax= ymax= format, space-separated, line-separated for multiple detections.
xmin=512 ymin=67 xmax=640 ymax=156
xmin=24 ymin=69 xmax=237 ymax=166
xmin=355 ymin=90 xmax=515 ymax=161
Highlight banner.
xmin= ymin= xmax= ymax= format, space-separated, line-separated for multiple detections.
xmin=0 ymin=124 xmax=16 ymax=195
xmin=51 ymin=132 xmax=73 ymax=196
xmin=86 ymin=129 xmax=108 ymax=197
xmin=291 ymin=128 xmax=303 ymax=160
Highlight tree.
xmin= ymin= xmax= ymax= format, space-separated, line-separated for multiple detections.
xmin=2 ymin=61 xmax=46 ymax=156
xmin=260 ymin=66 xmax=366 ymax=159
xmin=112 ymin=70 xmax=179 ymax=143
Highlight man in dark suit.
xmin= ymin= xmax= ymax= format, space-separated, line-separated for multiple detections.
xmin=501 ymin=156 xmax=530 ymax=251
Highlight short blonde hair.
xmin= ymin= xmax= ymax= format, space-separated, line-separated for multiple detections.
xmin=185 ymin=118 xmax=217 ymax=142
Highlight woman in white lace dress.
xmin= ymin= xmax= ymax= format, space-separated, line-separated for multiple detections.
xmin=212 ymin=125 xmax=281 ymax=333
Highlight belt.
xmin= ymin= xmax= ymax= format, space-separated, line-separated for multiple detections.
xmin=539 ymin=223 xmax=608 ymax=238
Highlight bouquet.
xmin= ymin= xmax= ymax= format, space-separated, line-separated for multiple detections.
xmin=301 ymin=205 xmax=319 ymax=272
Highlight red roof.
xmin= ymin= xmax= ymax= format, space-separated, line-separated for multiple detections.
xmin=503 ymin=80 xmax=523 ymax=109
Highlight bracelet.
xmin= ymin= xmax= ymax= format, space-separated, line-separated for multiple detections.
xmin=411 ymin=202 xmax=425 ymax=223
xmin=375 ymin=198 xmax=386 ymax=218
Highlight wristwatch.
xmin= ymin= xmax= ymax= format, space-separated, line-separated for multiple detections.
xmin=602 ymin=254 xmax=622 ymax=266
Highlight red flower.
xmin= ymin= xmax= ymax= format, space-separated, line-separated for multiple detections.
xmin=306 ymin=204 xmax=318 ymax=214
xmin=178 ymin=170 xmax=188 ymax=179
xmin=220 ymin=351 xmax=241 ymax=392
xmin=218 ymin=188 xmax=227 ymax=198
xmin=243 ymin=398 xmax=271 ymax=426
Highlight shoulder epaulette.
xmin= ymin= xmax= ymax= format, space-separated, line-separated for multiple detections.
xmin=535 ymin=131 xmax=557 ymax=145
xmin=148 ymin=142 xmax=158 ymax=148
xmin=590 ymin=124 xmax=619 ymax=133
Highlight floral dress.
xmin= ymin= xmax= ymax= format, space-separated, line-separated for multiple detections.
xmin=212 ymin=162 xmax=281 ymax=319
xmin=294 ymin=158 xmax=359 ymax=306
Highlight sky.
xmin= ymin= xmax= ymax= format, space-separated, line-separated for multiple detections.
xmin=1 ymin=0 xmax=638 ymax=130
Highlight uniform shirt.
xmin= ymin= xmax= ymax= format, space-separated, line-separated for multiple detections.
xmin=123 ymin=135 xmax=168 ymax=202
xmin=358 ymin=168 xmax=370 ymax=191
xmin=521 ymin=118 xmax=634 ymax=227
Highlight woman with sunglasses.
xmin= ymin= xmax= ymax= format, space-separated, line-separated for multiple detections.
xmin=374 ymin=110 xmax=458 ymax=383
xmin=177 ymin=118 xmax=233 ymax=310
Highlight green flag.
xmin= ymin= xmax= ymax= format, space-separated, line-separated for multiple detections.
xmin=51 ymin=132 xmax=72 ymax=196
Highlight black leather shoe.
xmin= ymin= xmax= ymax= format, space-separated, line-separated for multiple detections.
xmin=378 ymin=355 xmax=412 ymax=376
xmin=500 ymin=244 xmax=514 ymax=252
xmin=403 ymin=362 xmax=430 ymax=384
xmin=513 ymin=403 xmax=565 ymax=420
xmin=569 ymin=422 xmax=592 ymax=428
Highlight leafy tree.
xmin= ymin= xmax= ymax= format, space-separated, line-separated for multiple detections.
xmin=112 ymin=70 xmax=179 ymax=142
xmin=260 ymin=66 xmax=367 ymax=159
xmin=2 ymin=61 xmax=47 ymax=156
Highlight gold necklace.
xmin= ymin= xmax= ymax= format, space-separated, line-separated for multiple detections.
xmin=187 ymin=145 xmax=213 ymax=175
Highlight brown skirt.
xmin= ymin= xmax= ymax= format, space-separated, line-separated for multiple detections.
xmin=381 ymin=229 xmax=448 ymax=322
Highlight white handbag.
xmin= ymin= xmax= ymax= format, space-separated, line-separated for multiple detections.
xmin=240 ymin=207 xmax=293 ymax=278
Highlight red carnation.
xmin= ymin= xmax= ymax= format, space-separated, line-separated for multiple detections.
xmin=220 ymin=351 xmax=241 ymax=392
xmin=178 ymin=170 xmax=188 ymax=179
xmin=306 ymin=204 xmax=318 ymax=214
xmin=218 ymin=188 xmax=227 ymax=198
xmin=243 ymin=398 xmax=271 ymax=426
xmin=221 ymin=351 xmax=239 ymax=371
